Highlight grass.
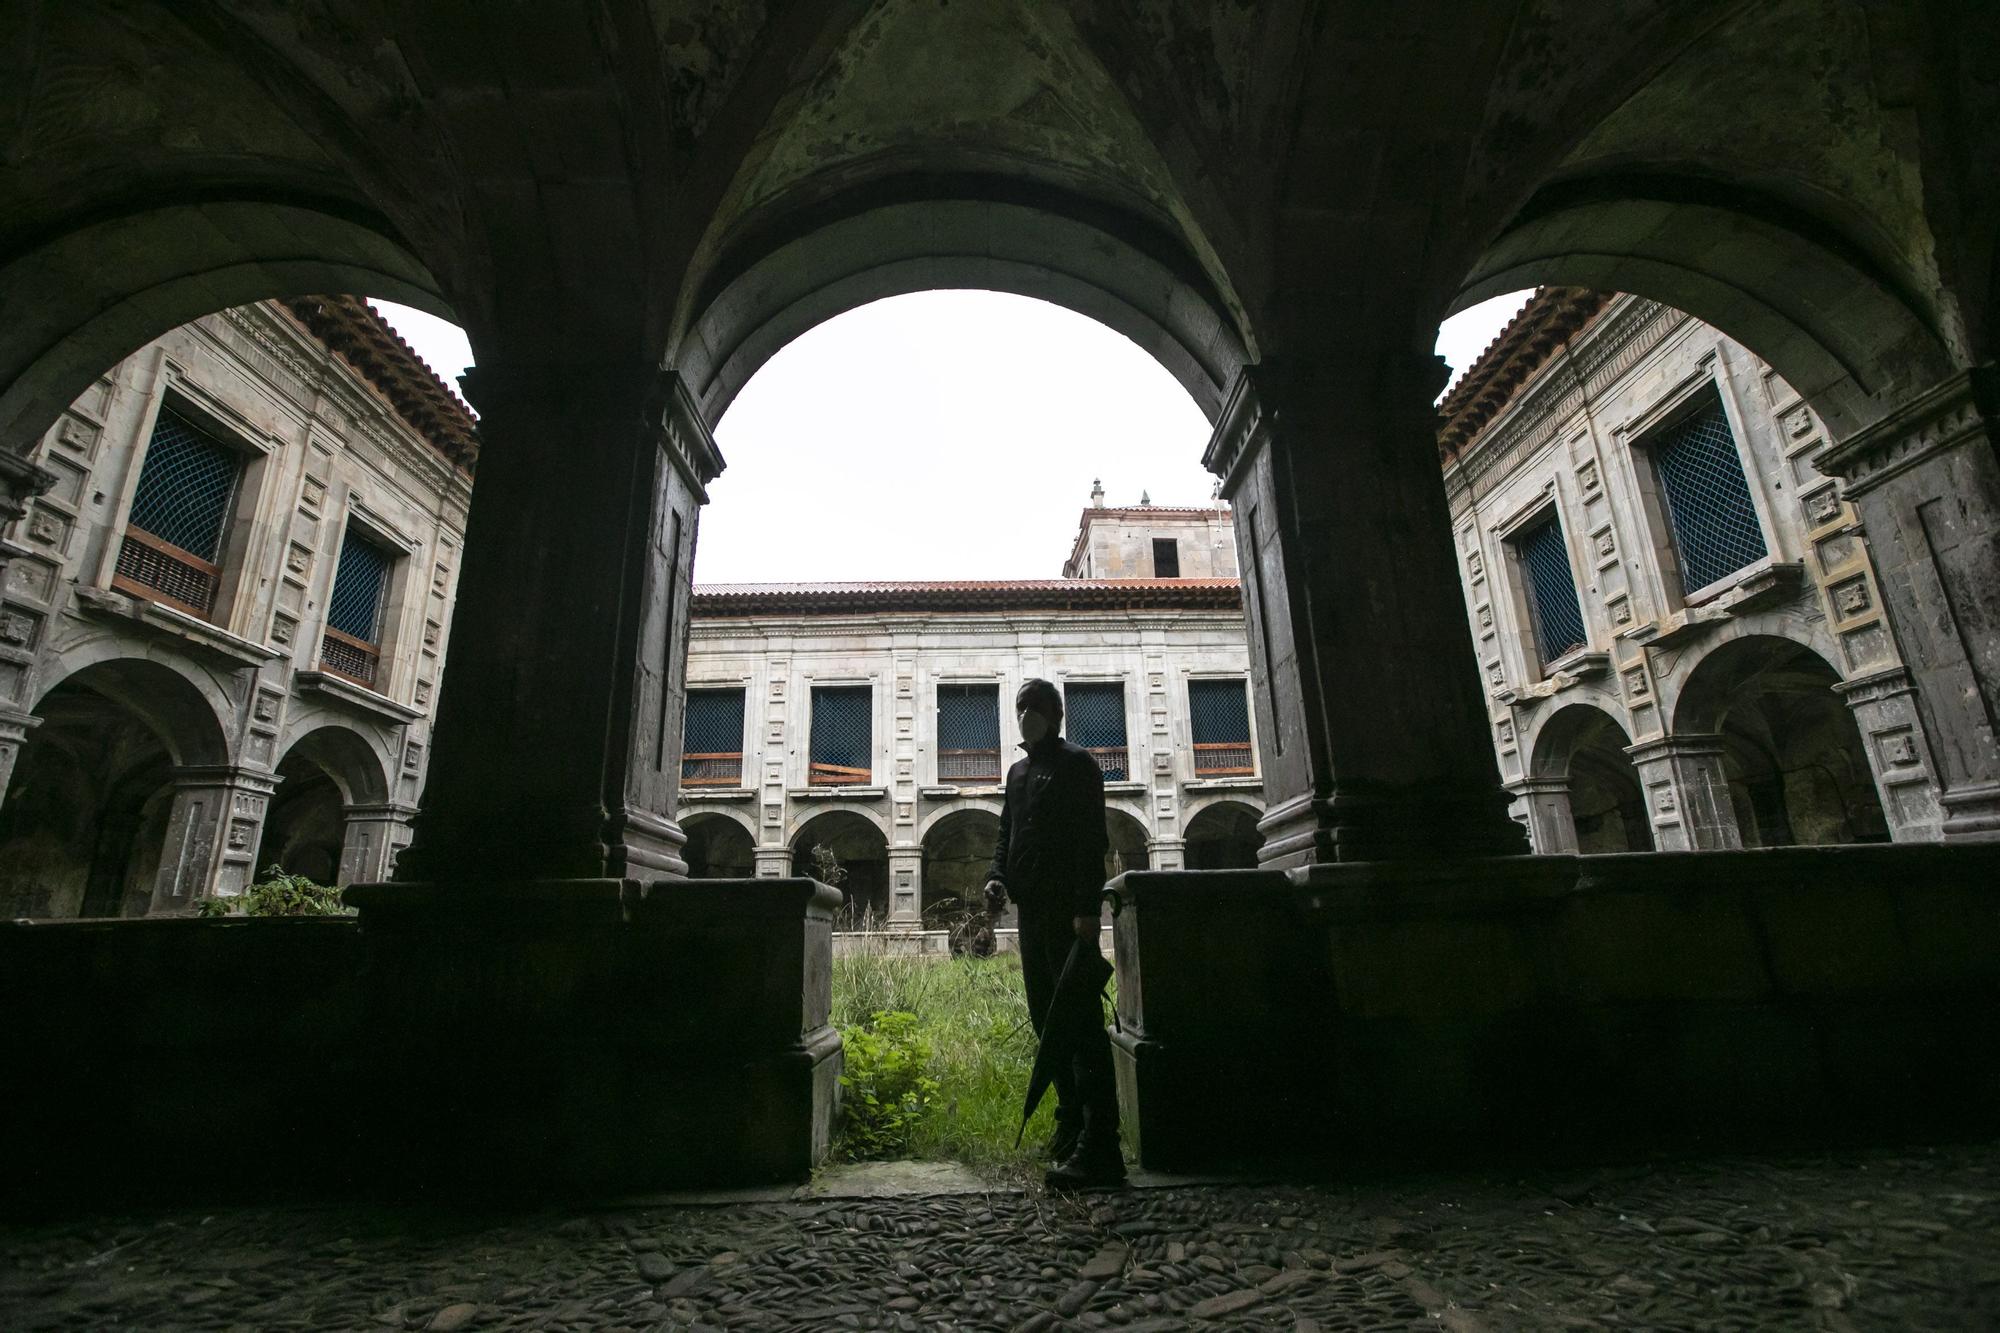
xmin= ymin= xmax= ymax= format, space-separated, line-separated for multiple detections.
xmin=829 ymin=944 xmax=1116 ymax=1181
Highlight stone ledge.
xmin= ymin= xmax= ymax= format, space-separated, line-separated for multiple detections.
xmin=787 ymin=785 xmax=888 ymax=801
xmin=71 ymin=585 xmax=285 ymax=669
xmin=680 ymin=785 xmax=757 ymax=802
xmin=293 ymin=669 xmax=422 ymax=723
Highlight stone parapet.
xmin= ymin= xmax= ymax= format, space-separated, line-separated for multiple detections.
xmin=1115 ymin=848 xmax=2000 ymax=1173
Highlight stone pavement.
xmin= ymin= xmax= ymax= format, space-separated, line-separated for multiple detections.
xmin=3 ymin=1142 xmax=1997 ymax=1331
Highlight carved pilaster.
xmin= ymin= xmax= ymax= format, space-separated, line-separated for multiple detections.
xmin=1624 ymin=735 xmax=1742 ymax=851
xmin=1817 ymin=366 xmax=2000 ymax=840
xmin=1203 ymin=360 xmax=1526 ymax=865
xmin=395 ymin=365 xmax=725 ymax=884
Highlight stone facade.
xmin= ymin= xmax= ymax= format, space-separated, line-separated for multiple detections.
xmin=682 ymin=508 xmax=1264 ymax=929
xmin=0 ymin=300 xmax=471 ymax=916
xmin=1442 ymin=292 xmax=1943 ymax=853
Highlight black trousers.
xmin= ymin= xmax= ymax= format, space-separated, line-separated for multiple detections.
xmin=1015 ymin=896 xmax=1120 ymax=1146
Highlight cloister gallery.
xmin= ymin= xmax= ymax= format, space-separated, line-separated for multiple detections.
xmin=1 ymin=1 xmax=1996 ymax=1193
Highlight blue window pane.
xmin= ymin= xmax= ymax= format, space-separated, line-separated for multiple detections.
xmin=810 ymin=687 xmax=871 ymax=771
xmin=1517 ymin=516 xmax=1587 ymax=666
xmin=1188 ymin=679 xmax=1251 ymax=746
xmin=684 ymin=689 xmax=745 ymax=754
xmin=937 ymin=684 xmax=999 ymax=750
xmin=1654 ymin=395 xmax=1768 ymax=593
xmin=127 ymin=408 xmax=238 ymax=560
xmin=326 ymin=529 xmax=390 ymax=643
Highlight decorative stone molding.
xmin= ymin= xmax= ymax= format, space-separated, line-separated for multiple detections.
xmin=0 ymin=451 xmax=57 ymax=527
xmin=71 ymin=586 xmax=285 ymax=670
xmin=1818 ymin=365 xmax=1995 ymax=496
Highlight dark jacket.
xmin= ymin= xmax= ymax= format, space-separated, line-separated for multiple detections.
xmin=988 ymin=735 xmax=1110 ymax=919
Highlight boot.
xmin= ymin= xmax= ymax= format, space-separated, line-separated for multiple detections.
xmin=1045 ymin=1137 xmax=1126 ymax=1189
xmin=1046 ymin=1109 xmax=1083 ymax=1163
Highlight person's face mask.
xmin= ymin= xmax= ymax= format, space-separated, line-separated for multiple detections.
xmin=1017 ymin=705 xmax=1052 ymax=746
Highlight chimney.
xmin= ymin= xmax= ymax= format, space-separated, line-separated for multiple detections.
xmin=1090 ymin=477 xmax=1105 ymax=508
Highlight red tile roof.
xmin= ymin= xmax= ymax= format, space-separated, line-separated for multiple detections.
xmin=279 ymin=296 xmax=479 ymax=472
xmin=1436 ymin=287 xmax=1612 ymax=466
xmin=694 ymin=578 xmax=1242 ymax=616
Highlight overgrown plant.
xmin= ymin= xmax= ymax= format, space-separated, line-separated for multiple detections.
xmin=194 ymin=866 xmax=351 ymax=918
xmin=836 ymin=1009 xmax=941 ymax=1159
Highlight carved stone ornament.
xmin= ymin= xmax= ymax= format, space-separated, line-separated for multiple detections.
xmin=1834 ymin=579 xmax=1872 ymax=617
xmin=253 ymin=693 xmax=279 ymax=724
xmin=1624 ymin=667 xmax=1650 ymax=699
xmin=1655 ymin=788 xmax=1678 ymax=814
xmin=1577 ymin=460 xmax=1601 ymax=495
xmin=29 ymin=510 xmax=62 ymax=544
xmin=1805 ymin=488 xmax=1842 ymax=526
xmin=1882 ymin=733 xmax=1918 ymax=766
xmin=0 ymin=609 xmax=33 ymax=646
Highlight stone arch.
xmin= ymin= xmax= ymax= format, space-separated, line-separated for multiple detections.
xmin=920 ymin=806 xmax=1001 ymax=919
xmin=0 ymin=200 xmax=449 ymax=452
xmin=790 ymin=808 xmax=890 ymax=925
xmin=681 ymin=810 xmax=756 ymax=880
xmin=1672 ymin=634 xmax=1888 ymax=846
xmin=31 ymin=656 xmax=231 ymax=769
xmin=1528 ymin=703 xmax=1653 ymax=854
xmin=0 ymin=658 xmax=223 ymax=917
xmin=1183 ymin=799 xmax=1265 ymax=871
xmin=1454 ymin=176 xmax=1961 ymax=440
xmin=1104 ymin=807 xmax=1151 ymax=881
xmin=256 ymin=726 xmax=392 ymax=887
xmin=676 ymin=194 xmax=1251 ymax=428
xmin=915 ymin=797 xmax=1004 ymax=844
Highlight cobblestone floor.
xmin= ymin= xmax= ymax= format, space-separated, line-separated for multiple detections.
xmin=4 ymin=1142 xmax=1997 ymax=1331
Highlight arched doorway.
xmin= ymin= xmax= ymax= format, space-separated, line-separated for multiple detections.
xmin=683 ymin=811 xmax=755 ymax=879
xmin=1105 ymin=809 xmax=1151 ymax=881
xmin=1184 ymin=801 xmax=1264 ymax=870
xmin=257 ymin=727 xmax=392 ymax=887
xmin=792 ymin=810 xmax=890 ymax=926
xmin=920 ymin=807 xmax=1000 ymax=922
xmin=1675 ymin=637 xmax=1888 ymax=847
xmin=0 ymin=659 xmax=228 ymax=917
xmin=1529 ymin=705 xmax=1653 ymax=854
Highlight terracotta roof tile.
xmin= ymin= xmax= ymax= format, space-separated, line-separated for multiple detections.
xmin=1436 ymin=287 xmax=1612 ymax=465
xmin=693 ymin=578 xmax=1241 ymax=616
xmin=279 ymin=296 xmax=479 ymax=472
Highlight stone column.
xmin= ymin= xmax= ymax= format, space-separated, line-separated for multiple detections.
xmin=0 ymin=709 xmax=40 ymax=813
xmin=1624 ymin=735 xmax=1743 ymax=850
xmin=393 ymin=366 xmax=722 ymax=884
xmin=1832 ymin=667 xmax=1945 ymax=842
xmin=753 ymin=845 xmax=792 ymax=878
xmin=1508 ymin=776 xmax=1580 ymax=854
xmin=337 ymin=801 xmax=416 ymax=886
xmin=1203 ymin=359 xmax=1527 ymax=865
xmin=887 ymin=846 xmax=923 ymax=927
xmin=1146 ymin=836 xmax=1186 ymax=872
xmin=151 ymin=765 xmax=281 ymax=909
xmin=1818 ymin=367 xmax=2000 ymax=839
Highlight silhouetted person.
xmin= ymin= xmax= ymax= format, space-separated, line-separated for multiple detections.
xmin=984 ymin=678 xmax=1125 ymax=1187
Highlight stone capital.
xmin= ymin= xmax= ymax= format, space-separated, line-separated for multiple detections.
xmin=1202 ymin=356 xmax=1449 ymax=501
xmin=1624 ymin=733 xmax=1728 ymax=764
xmin=170 ymin=764 xmax=282 ymax=796
xmin=460 ymin=363 xmax=725 ymax=499
xmin=1817 ymin=364 xmax=1996 ymax=497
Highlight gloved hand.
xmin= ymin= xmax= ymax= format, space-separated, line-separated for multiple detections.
xmin=982 ymin=878 xmax=1007 ymax=917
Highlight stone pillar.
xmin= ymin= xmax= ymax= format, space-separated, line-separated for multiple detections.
xmin=151 ymin=765 xmax=281 ymax=909
xmin=1833 ymin=668 xmax=1945 ymax=842
xmin=1509 ymin=776 xmax=1580 ymax=854
xmin=0 ymin=709 xmax=40 ymax=812
xmin=337 ymin=802 xmax=416 ymax=886
xmin=393 ymin=366 xmax=722 ymax=884
xmin=1146 ymin=836 xmax=1186 ymax=871
xmin=754 ymin=845 xmax=792 ymax=878
xmin=887 ymin=846 xmax=923 ymax=927
xmin=1202 ymin=359 xmax=1526 ymax=865
xmin=1818 ymin=367 xmax=2000 ymax=839
xmin=1624 ymin=735 xmax=1743 ymax=850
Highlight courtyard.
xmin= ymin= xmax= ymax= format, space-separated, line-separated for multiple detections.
xmin=4 ymin=1141 xmax=1996 ymax=1331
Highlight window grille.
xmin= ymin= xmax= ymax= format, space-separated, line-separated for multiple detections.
xmin=1515 ymin=514 xmax=1587 ymax=668
xmin=317 ymin=527 xmax=391 ymax=687
xmin=682 ymin=688 xmax=746 ymax=786
xmin=809 ymin=686 xmax=872 ymax=785
xmin=1152 ymin=537 xmax=1180 ymax=578
xmin=113 ymin=407 xmax=240 ymax=618
xmin=1652 ymin=393 xmax=1768 ymax=594
xmin=1064 ymin=681 xmax=1129 ymax=780
xmin=937 ymin=684 xmax=1001 ymax=783
xmin=1189 ymin=678 xmax=1254 ymax=776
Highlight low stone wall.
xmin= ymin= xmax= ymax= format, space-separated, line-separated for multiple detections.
xmin=0 ymin=915 xmax=368 ymax=1200
xmin=2 ymin=877 xmax=843 ymax=1203
xmin=1113 ymin=845 xmax=2000 ymax=1172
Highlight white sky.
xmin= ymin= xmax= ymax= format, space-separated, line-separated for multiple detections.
xmin=370 ymin=287 xmax=1531 ymax=583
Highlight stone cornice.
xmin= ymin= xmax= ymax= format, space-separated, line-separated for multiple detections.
xmin=1202 ymin=367 xmax=1266 ymax=500
xmin=1816 ymin=365 xmax=1995 ymax=496
xmin=661 ymin=369 xmax=725 ymax=499
xmin=0 ymin=450 xmax=57 ymax=525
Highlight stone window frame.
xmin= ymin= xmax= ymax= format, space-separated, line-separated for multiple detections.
xmin=1056 ymin=671 xmax=1137 ymax=782
xmin=799 ymin=674 xmax=878 ymax=789
xmin=1614 ymin=356 xmax=1782 ymax=612
xmin=1180 ymin=670 xmax=1259 ymax=782
xmin=99 ymin=369 xmax=281 ymax=636
xmin=929 ymin=671 xmax=1005 ymax=787
xmin=1492 ymin=482 xmax=1593 ymax=682
xmin=321 ymin=495 xmax=420 ymax=700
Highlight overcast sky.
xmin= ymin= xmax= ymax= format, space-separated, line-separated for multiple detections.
xmin=371 ymin=288 xmax=1531 ymax=583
